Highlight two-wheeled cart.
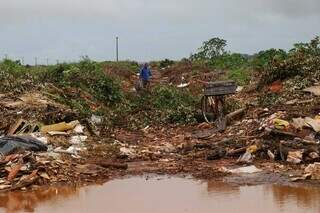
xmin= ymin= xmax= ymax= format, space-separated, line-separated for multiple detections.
xmin=201 ymin=80 xmax=237 ymax=128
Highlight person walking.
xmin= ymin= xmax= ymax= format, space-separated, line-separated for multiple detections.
xmin=139 ymin=63 xmax=152 ymax=89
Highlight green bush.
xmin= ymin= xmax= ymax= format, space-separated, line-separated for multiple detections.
xmin=159 ymin=59 xmax=175 ymax=68
xmin=152 ymin=85 xmax=198 ymax=124
xmin=228 ymin=68 xmax=251 ymax=85
xmin=115 ymin=85 xmax=199 ymax=128
xmin=0 ymin=58 xmax=123 ymax=106
xmin=0 ymin=59 xmax=35 ymax=92
xmin=251 ymin=49 xmax=287 ymax=70
xmin=260 ymin=36 xmax=320 ymax=85
xmin=258 ymin=93 xmax=281 ymax=107
xmin=210 ymin=53 xmax=249 ymax=70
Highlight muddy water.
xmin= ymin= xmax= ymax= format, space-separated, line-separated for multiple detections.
xmin=1 ymin=177 xmax=320 ymax=213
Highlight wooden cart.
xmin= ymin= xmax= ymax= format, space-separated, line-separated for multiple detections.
xmin=201 ymin=80 xmax=237 ymax=126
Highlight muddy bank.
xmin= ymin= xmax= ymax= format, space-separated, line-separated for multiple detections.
xmin=1 ymin=119 xmax=320 ymax=192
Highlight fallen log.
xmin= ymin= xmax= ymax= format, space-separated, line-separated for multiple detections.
xmin=266 ymin=128 xmax=319 ymax=145
xmin=226 ymin=107 xmax=246 ymax=122
xmin=227 ymin=147 xmax=247 ymax=156
xmin=192 ymin=128 xmax=220 ymax=140
xmin=265 ymin=127 xmax=297 ymax=138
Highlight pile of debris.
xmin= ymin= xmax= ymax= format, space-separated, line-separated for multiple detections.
xmin=0 ymin=92 xmax=128 ymax=191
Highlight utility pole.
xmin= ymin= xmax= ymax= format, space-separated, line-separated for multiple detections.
xmin=116 ymin=36 xmax=119 ymax=62
xmin=46 ymin=58 xmax=49 ymax=66
xmin=34 ymin=57 xmax=38 ymax=66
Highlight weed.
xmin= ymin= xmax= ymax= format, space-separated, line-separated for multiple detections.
xmin=228 ymin=68 xmax=251 ymax=85
xmin=258 ymin=93 xmax=281 ymax=107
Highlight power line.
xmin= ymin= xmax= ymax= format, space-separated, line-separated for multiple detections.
xmin=116 ymin=36 xmax=119 ymax=62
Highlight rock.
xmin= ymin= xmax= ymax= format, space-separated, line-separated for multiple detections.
xmin=90 ymin=115 xmax=103 ymax=125
xmin=159 ymin=143 xmax=175 ymax=153
xmin=305 ymin=117 xmax=320 ymax=132
xmin=119 ymin=147 xmax=136 ymax=159
xmin=226 ymin=165 xmax=262 ymax=174
xmin=207 ymin=148 xmax=226 ymax=160
xmin=292 ymin=117 xmax=306 ymax=130
xmin=70 ymin=136 xmax=88 ymax=145
xmin=237 ymin=151 xmax=253 ymax=163
xmin=287 ymin=150 xmax=303 ymax=164
xmin=309 ymin=152 xmax=319 ymax=160
xmin=73 ymin=124 xmax=85 ymax=134
xmin=303 ymin=86 xmax=320 ymax=96
xmin=305 ymin=163 xmax=320 ymax=180
xmin=267 ymin=150 xmax=275 ymax=160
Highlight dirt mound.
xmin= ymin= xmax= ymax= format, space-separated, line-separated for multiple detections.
xmin=104 ymin=64 xmax=138 ymax=92
xmin=159 ymin=62 xmax=226 ymax=95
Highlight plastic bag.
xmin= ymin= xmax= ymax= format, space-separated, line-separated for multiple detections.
xmin=0 ymin=136 xmax=48 ymax=156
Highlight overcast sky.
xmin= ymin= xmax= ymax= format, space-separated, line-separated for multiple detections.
xmin=1 ymin=0 xmax=320 ymax=64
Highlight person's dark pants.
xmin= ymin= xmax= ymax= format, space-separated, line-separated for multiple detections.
xmin=142 ymin=79 xmax=150 ymax=88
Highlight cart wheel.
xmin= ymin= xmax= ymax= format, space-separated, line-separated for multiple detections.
xmin=201 ymin=96 xmax=225 ymax=125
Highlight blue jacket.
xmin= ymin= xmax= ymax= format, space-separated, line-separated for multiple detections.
xmin=140 ymin=66 xmax=152 ymax=81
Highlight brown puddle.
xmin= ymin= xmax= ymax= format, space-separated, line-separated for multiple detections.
xmin=1 ymin=176 xmax=320 ymax=213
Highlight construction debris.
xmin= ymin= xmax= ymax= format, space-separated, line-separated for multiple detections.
xmin=41 ymin=121 xmax=80 ymax=133
xmin=305 ymin=163 xmax=320 ymax=180
xmin=2 ymin=53 xmax=320 ymax=192
xmin=303 ymin=86 xmax=320 ymax=96
xmin=0 ymin=136 xmax=47 ymax=156
xmin=223 ymin=166 xmax=262 ymax=174
xmin=287 ymin=150 xmax=303 ymax=164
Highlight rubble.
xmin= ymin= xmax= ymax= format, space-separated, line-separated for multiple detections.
xmin=2 ymin=51 xmax=320 ymax=192
xmin=287 ymin=150 xmax=303 ymax=164
xmin=222 ymin=166 xmax=262 ymax=174
xmin=305 ymin=163 xmax=320 ymax=180
xmin=303 ymin=86 xmax=320 ymax=96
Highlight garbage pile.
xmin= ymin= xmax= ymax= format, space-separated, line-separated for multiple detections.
xmin=0 ymin=117 xmax=126 ymax=192
xmin=0 ymin=92 xmax=126 ymax=191
xmin=2 ymin=56 xmax=320 ymax=189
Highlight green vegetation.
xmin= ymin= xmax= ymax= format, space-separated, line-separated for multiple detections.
xmin=0 ymin=58 xmax=198 ymax=128
xmin=1 ymin=36 xmax=319 ymax=128
xmin=258 ymin=93 xmax=281 ymax=107
xmin=190 ymin=37 xmax=251 ymax=85
xmin=190 ymin=37 xmax=227 ymax=60
xmin=189 ymin=36 xmax=320 ymax=87
xmin=260 ymin=36 xmax=320 ymax=85
xmin=113 ymin=85 xmax=199 ymax=129
xmin=0 ymin=57 xmax=124 ymax=119
xmin=227 ymin=67 xmax=251 ymax=85
xmin=152 ymin=85 xmax=198 ymax=124
xmin=251 ymin=49 xmax=287 ymax=70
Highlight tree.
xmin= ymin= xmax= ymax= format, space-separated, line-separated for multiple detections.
xmin=191 ymin=37 xmax=227 ymax=60
xmin=290 ymin=36 xmax=320 ymax=56
xmin=251 ymin=49 xmax=287 ymax=70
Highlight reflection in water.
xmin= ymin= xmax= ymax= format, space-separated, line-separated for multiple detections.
xmin=0 ymin=177 xmax=320 ymax=213
xmin=206 ymin=180 xmax=240 ymax=195
xmin=270 ymin=185 xmax=320 ymax=211
xmin=0 ymin=187 xmax=79 ymax=213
